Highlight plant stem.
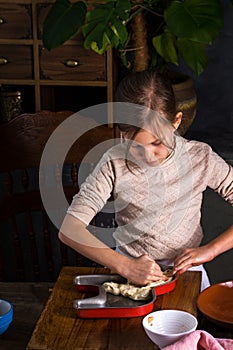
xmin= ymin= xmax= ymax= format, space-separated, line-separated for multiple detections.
xmin=131 ymin=4 xmax=149 ymax=71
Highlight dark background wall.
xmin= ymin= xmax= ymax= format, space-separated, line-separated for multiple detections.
xmin=185 ymin=0 xmax=233 ymax=138
xmin=183 ymin=0 xmax=233 ymax=284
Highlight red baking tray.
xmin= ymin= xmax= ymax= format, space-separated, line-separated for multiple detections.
xmin=73 ymin=270 xmax=178 ymax=318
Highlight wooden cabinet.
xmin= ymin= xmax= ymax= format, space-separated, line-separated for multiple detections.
xmin=0 ymin=0 xmax=115 ymax=121
xmin=39 ymin=44 xmax=107 ymax=81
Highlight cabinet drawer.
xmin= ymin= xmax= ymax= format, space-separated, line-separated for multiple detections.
xmin=0 ymin=3 xmax=32 ymax=39
xmin=0 ymin=45 xmax=33 ymax=79
xmin=37 ymin=2 xmax=52 ymax=39
xmin=40 ymin=45 xmax=106 ymax=81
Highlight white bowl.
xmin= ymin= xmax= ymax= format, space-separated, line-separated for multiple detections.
xmin=142 ymin=309 xmax=198 ymax=349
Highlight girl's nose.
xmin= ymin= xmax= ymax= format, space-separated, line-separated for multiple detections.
xmin=144 ymin=148 xmax=156 ymax=162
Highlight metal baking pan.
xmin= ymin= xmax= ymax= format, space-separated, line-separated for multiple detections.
xmin=73 ymin=274 xmax=156 ymax=318
xmin=155 ymin=270 xmax=179 ymax=296
xmin=73 ymin=270 xmax=178 ymax=318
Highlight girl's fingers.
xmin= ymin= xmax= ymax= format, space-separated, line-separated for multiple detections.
xmin=173 ymin=254 xmax=193 ymax=274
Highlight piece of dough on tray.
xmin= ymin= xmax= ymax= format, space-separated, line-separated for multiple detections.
xmin=103 ymin=270 xmax=173 ymax=301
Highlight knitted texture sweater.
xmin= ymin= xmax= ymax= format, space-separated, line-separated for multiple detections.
xmin=67 ymin=135 xmax=233 ymax=261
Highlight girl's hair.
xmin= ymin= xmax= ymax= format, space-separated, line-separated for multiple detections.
xmin=115 ymin=70 xmax=178 ymax=144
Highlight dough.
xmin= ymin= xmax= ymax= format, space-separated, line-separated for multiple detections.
xmin=103 ymin=270 xmax=173 ymax=301
xmin=103 ymin=281 xmax=121 ymax=295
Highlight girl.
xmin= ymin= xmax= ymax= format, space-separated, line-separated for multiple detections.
xmin=59 ymin=70 xmax=233 ymax=290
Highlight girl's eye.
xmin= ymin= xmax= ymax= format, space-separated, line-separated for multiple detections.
xmin=152 ymin=140 xmax=161 ymax=146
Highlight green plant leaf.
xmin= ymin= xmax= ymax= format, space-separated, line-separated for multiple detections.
xmin=165 ymin=0 xmax=223 ymax=44
xmin=90 ymin=32 xmax=112 ymax=54
xmin=115 ymin=0 xmax=132 ymax=21
xmin=111 ymin=21 xmax=128 ymax=45
xmin=84 ymin=23 xmax=119 ymax=51
xmin=177 ymin=38 xmax=208 ymax=76
xmin=82 ymin=1 xmax=130 ymax=53
xmin=152 ymin=30 xmax=178 ymax=65
xmin=43 ymin=0 xmax=86 ymax=50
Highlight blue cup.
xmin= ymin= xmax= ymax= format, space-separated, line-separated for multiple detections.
xmin=0 ymin=299 xmax=13 ymax=335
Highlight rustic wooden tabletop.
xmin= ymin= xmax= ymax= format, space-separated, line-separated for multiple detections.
xmin=1 ymin=267 xmax=231 ymax=350
xmin=26 ymin=266 xmax=201 ymax=350
xmin=0 ymin=281 xmax=53 ymax=350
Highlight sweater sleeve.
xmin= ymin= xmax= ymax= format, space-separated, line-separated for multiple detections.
xmin=207 ymin=148 xmax=233 ymax=204
xmin=67 ymin=153 xmax=115 ymax=225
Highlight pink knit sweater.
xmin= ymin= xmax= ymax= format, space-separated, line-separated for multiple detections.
xmin=67 ymin=135 xmax=233 ymax=261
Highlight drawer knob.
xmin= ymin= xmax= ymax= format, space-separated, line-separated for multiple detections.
xmin=0 ymin=18 xmax=4 ymax=25
xmin=63 ymin=59 xmax=79 ymax=67
xmin=0 ymin=57 xmax=8 ymax=65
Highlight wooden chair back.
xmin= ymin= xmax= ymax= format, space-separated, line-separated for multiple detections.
xmin=0 ymin=110 xmax=114 ymax=281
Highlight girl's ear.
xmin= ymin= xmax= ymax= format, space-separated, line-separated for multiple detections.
xmin=173 ymin=112 xmax=183 ymax=129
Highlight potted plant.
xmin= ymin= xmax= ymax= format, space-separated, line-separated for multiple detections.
xmin=42 ymin=0 xmax=232 ymax=134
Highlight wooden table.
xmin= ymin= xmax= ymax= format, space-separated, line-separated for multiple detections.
xmin=26 ymin=266 xmax=201 ymax=350
xmin=0 ymin=281 xmax=53 ymax=350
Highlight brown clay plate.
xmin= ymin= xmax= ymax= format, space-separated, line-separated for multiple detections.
xmin=197 ymin=280 xmax=233 ymax=329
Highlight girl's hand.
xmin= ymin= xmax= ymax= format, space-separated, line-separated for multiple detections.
xmin=173 ymin=245 xmax=215 ymax=274
xmin=124 ymin=254 xmax=167 ymax=285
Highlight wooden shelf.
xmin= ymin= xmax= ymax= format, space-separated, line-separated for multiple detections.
xmin=0 ymin=0 xmax=115 ymax=122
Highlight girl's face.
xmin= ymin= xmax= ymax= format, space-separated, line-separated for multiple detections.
xmin=129 ymin=129 xmax=171 ymax=166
